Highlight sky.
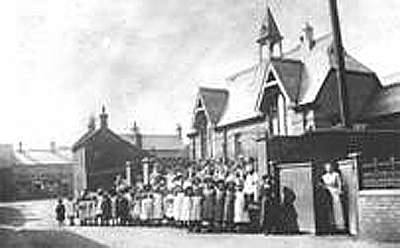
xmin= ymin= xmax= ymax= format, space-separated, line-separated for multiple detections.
xmin=5 ymin=0 xmax=400 ymax=148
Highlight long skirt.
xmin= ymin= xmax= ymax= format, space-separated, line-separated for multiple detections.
xmin=223 ymin=191 xmax=235 ymax=224
xmin=214 ymin=191 xmax=225 ymax=223
xmin=173 ymin=193 xmax=184 ymax=221
xmin=234 ymin=192 xmax=249 ymax=223
xmin=190 ymin=196 xmax=202 ymax=222
xmin=140 ymin=198 xmax=153 ymax=221
xmin=327 ymin=187 xmax=345 ymax=229
xmin=153 ymin=193 xmax=164 ymax=220
xmin=164 ymin=194 xmax=174 ymax=219
xmin=202 ymin=189 xmax=215 ymax=221
xmin=131 ymin=200 xmax=141 ymax=220
xmin=180 ymin=196 xmax=192 ymax=222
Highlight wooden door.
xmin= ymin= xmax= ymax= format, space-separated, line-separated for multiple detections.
xmin=338 ymin=158 xmax=359 ymax=236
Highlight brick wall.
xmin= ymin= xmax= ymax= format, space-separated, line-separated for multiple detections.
xmin=358 ymin=190 xmax=400 ymax=242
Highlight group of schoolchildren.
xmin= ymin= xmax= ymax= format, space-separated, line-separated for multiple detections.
xmin=56 ymin=158 xmax=298 ymax=234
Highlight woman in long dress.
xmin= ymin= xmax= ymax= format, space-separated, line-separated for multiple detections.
xmin=223 ymin=181 xmax=236 ymax=231
xmin=152 ymin=188 xmax=164 ymax=225
xmin=321 ymin=162 xmax=345 ymax=232
xmin=180 ymin=186 xmax=192 ymax=227
xmin=213 ymin=180 xmax=225 ymax=231
xmin=234 ymin=182 xmax=250 ymax=232
xmin=173 ymin=186 xmax=184 ymax=226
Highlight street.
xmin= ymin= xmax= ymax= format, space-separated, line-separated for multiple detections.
xmin=0 ymin=200 xmax=398 ymax=248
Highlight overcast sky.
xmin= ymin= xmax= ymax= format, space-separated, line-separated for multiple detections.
xmin=5 ymin=0 xmax=400 ymax=148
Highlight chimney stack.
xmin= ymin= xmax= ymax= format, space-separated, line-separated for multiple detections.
xmin=18 ymin=142 xmax=23 ymax=153
xmin=300 ymin=22 xmax=315 ymax=50
xmin=99 ymin=105 xmax=109 ymax=129
xmin=176 ymin=124 xmax=182 ymax=140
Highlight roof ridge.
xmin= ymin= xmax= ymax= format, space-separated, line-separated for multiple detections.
xmin=199 ymin=86 xmax=228 ymax=92
xmin=284 ymin=33 xmax=332 ymax=57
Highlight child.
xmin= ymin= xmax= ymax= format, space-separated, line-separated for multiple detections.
xmin=201 ymin=177 xmax=215 ymax=231
xmin=163 ymin=189 xmax=175 ymax=225
xmin=55 ymin=198 xmax=66 ymax=226
xmin=213 ymin=180 xmax=225 ymax=232
xmin=234 ymin=182 xmax=250 ymax=233
xmin=173 ymin=186 xmax=184 ymax=227
xmin=223 ymin=180 xmax=236 ymax=232
xmin=140 ymin=185 xmax=154 ymax=226
xmin=180 ymin=186 xmax=192 ymax=228
xmin=65 ymin=196 xmax=75 ymax=226
xmin=152 ymin=186 xmax=164 ymax=226
xmin=189 ymin=186 xmax=202 ymax=232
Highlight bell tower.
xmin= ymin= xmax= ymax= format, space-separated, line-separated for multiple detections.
xmin=256 ymin=6 xmax=283 ymax=62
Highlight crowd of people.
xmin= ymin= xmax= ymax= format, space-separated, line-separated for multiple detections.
xmin=56 ymin=158 xmax=299 ymax=234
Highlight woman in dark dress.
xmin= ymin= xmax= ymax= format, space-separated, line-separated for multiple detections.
xmin=201 ymin=177 xmax=215 ymax=230
xmin=259 ymin=175 xmax=278 ymax=234
xmin=213 ymin=179 xmax=225 ymax=232
xmin=223 ymin=180 xmax=236 ymax=231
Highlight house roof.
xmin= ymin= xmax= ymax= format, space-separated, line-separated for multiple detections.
xmin=270 ymin=58 xmax=303 ymax=102
xmin=218 ymin=62 xmax=265 ymax=127
xmin=196 ymin=87 xmax=229 ymax=125
xmin=14 ymin=149 xmax=75 ymax=166
xmin=120 ymin=134 xmax=186 ymax=151
xmin=363 ymin=83 xmax=400 ymax=119
xmin=72 ymin=127 xmax=139 ymax=152
xmin=284 ymin=34 xmax=374 ymax=105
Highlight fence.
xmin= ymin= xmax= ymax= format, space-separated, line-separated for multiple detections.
xmin=359 ymin=157 xmax=400 ymax=190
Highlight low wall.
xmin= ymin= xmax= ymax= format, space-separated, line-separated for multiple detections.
xmin=358 ymin=190 xmax=400 ymax=242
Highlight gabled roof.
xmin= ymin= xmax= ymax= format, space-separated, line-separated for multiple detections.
xmin=196 ymin=87 xmax=229 ymax=125
xmin=363 ymin=83 xmax=400 ymax=119
xmin=270 ymin=58 xmax=303 ymax=102
xmin=284 ymin=34 xmax=375 ymax=105
xmin=218 ymin=63 xmax=265 ymax=127
xmin=120 ymin=134 xmax=185 ymax=151
xmin=72 ymin=127 xmax=139 ymax=152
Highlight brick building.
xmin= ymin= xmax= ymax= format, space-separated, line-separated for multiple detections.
xmin=188 ymin=6 xmax=400 ymax=241
xmin=72 ymin=107 xmax=188 ymax=195
xmin=13 ymin=143 xmax=76 ymax=200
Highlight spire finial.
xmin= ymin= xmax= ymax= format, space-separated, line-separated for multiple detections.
xmin=257 ymin=4 xmax=283 ymax=60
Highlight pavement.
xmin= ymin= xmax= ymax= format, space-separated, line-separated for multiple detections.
xmin=0 ymin=199 xmax=398 ymax=248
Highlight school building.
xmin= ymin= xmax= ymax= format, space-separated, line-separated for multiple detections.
xmin=187 ymin=6 xmax=400 ymax=242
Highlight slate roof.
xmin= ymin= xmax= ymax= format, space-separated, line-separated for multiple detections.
xmin=14 ymin=149 xmax=75 ymax=166
xmin=197 ymin=87 xmax=229 ymax=125
xmin=120 ymin=134 xmax=186 ymax=151
xmin=218 ymin=63 xmax=264 ymax=126
xmin=363 ymin=83 xmax=400 ymax=119
xmin=284 ymin=34 xmax=374 ymax=105
xmin=270 ymin=58 xmax=303 ymax=102
xmin=72 ymin=127 xmax=139 ymax=152
xmin=257 ymin=7 xmax=283 ymax=45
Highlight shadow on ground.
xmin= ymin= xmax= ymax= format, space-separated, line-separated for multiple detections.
xmin=0 ymin=228 xmax=109 ymax=248
xmin=0 ymin=206 xmax=25 ymax=227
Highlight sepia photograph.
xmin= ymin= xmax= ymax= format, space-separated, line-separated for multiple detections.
xmin=1 ymin=0 xmax=400 ymax=247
